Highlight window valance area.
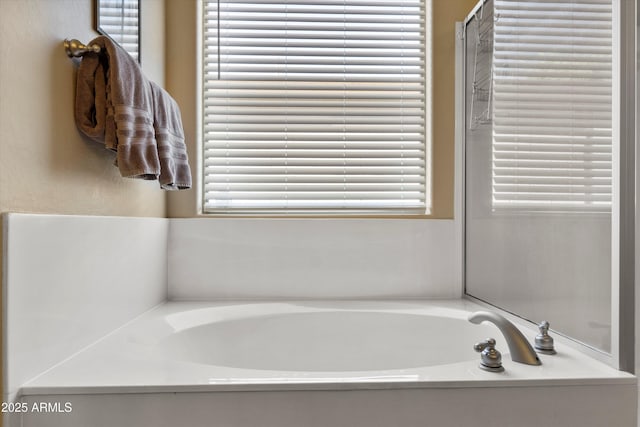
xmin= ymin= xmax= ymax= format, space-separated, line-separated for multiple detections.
xmin=201 ymin=0 xmax=428 ymax=214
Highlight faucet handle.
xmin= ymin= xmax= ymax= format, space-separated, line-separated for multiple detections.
xmin=474 ymin=338 xmax=504 ymax=372
xmin=535 ymin=321 xmax=556 ymax=355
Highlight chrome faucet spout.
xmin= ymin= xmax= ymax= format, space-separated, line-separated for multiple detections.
xmin=468 ymin=311 xmax=541 ymax=366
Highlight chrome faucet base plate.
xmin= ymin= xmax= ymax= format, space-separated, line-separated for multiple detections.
xmin=479 ymin=363 xmax=504 ymax=373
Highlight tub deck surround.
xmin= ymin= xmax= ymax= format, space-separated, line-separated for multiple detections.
xmin=13 ymin=300 xmax=637 ymax=427
xmin=2 ymin=213 xmax=169 ymax=403
xmin=2 ymin=214 xmax=637 ymax=426
xmin=17 ymin=300 xmax=634 ymax=396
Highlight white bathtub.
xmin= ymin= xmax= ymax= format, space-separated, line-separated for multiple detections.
xmin=13 ymin=300 xmax=637 ymax=427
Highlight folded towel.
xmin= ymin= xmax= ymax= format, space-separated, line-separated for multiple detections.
xmin=74 ymin=36 xmax=160 ymax=180
xmin=150 ymin=82 xmax=192 ymax=190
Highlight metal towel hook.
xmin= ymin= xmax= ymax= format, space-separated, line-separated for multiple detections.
xmin=64 ymin=39 xmax=101 ymax=58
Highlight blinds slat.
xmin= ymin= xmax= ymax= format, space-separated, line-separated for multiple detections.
xmin=206 ymin=148 xmax=425 ymax=157
xmin=204 ymin=165 xmax=425 ymax=174
xmin=203 ymin=132 xmax=424 ymax=142
xmin=205 ymin=191 xmax=425 ymax=200
xmin=205 ymin=174 xmax=425 ymax=183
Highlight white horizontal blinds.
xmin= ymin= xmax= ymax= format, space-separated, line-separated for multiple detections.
xmin=492 ymin=0 xmax=612 ymax=212
xmin=99 ymin=0 xmax=140 ymax=61
xmin=202 ymin=0 xmax=427 ymax=212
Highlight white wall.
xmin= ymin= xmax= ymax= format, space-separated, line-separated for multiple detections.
xmin=466 ymin=214 xmax=612 ymax=351
xmin=169 ymin=219 xmax=460 ymax=300
xmin=0 ymin=0 xmax=166 ymax=218
xmin=2 ymin=214 xmax=168 ymax=404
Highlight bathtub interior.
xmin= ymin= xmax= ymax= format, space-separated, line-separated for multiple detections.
xmin=158 ymin=309 xmax=482 ymax=371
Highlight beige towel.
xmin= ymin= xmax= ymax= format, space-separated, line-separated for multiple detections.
xmin=74 ymin=36 xmax=160 ymax=180
xmin=150 ymin=82 xmax=192 ymax=190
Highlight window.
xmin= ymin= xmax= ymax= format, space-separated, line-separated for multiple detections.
xmin=97 ymin=0 xmax=140 ymax=62
xmin=491 ymin=0 xmax=612 ymax=212
xmin=201 ymin=0 xmax=428 ymax=214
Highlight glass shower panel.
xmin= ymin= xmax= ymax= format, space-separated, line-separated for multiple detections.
xmin=464 ymin=0 xmax=613 ymax=353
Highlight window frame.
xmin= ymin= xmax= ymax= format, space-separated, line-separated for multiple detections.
xmin=199 ymin=0 xmax=432 ymax=216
